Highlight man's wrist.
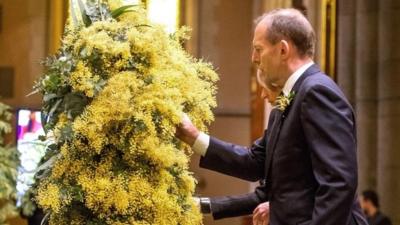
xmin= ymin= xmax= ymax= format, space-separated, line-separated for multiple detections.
xmin=192 ymin=132 xmax=210 ymax=156
xmin=199 ymin=197 xmax=212 ymax=214
xmin=190 ymin=130 xmax=200 ymax=146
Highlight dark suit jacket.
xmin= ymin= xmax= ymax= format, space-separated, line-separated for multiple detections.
xmin=200 ymin=65 xmax=368 ymax=225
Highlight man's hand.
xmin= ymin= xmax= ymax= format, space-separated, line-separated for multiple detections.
xmin=253 ymin=202 xmax=270 ymax=225
xmin=175 ymin=114 xmax=200 ymax=146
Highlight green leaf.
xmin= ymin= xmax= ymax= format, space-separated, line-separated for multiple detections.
xmin=59 ymin=123 xmax=73 ymax=142
xmin=93 ymin=79 xmax=107 ymax=95
xmin=43 ymin=93 xmax=58 ymax=102
xmin=64 ymin=93 xmax=88 ymax=119
xmin=110 ymin=5 xmax=136 ymax=19
xmin=41 ymin=211 xmax=50 ymax=225
xmin=135 ymin=24 xmax=152 ymax=28
xmin=35 ymin=153 xmax=60 ymax=174
xmin=47 ymin=99 xmax=62 ymax=124
xmin=26 ymin=89 xmax=40 ymax=97
xmin=48 ymin=99 xmax=63 ymax=121
xmin=38 ymin=135 xmax=47 ymax=142
xmin=77 ymin=0 xmax=92 ymax=27
xmin=40 ymin=111 xmax=48 ymax=133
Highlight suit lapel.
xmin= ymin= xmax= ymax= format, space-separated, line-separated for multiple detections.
xmin=264 ymin=109 xmax=283 ymax=179
xmin=264 ymin=64 xmax=321 ymax=179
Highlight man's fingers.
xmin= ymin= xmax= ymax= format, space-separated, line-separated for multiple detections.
xmin=192 ymin=197 xmax=200 ymax=206
xmin=253 ymin=209 xmax=264 ymax=225
xmin=253 ymin=203 xmax=270 ymax=225
xmin=253 ymin=212 xmax=260 ymax=221
xmin=252 ymin=218 xmax=265 ymax=225
xmin=252 ymin=218 xmax=260 ymax=225
xmin=253 ymin=205 xmax=260 ymax=214
xmin=252 ymin=211 xmax=260 ymax=224
xmin=181 ymin=113 xmax=191 ymax=124
xmin=175 ymin=113 xmax=199 ymax=146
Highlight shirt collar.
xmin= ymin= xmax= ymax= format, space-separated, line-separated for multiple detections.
xmin=282 ymin=61 xmax=314 ymax=96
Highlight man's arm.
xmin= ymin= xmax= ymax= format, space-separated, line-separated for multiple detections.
xmin=207 ymin=184 xmax=268 ymax=219
xmin=301 ymin=84 xmax=358 ymax=225
xmin=199 ymin=136 xmax=266 ymax=181
xmin=177 ymin=113 xmax=274 ymax=181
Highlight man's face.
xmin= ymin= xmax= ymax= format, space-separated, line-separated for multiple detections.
xmin=252 ymin=22 xmax=282 ymax=88
xmin=359 ymin=196 xmax=371 ymax=215
xmin=256 ymin=70 xmax=280 ymax=104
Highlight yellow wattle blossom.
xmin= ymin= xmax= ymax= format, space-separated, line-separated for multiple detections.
xmin=37 ymin=183 xmax=62 ymax=213
xmin=69 ymin=61 xmax=99 ymax=97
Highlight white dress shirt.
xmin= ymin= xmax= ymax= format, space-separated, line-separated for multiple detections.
xmin=282 ymin=61 xmax=314 ymax=96
xmin=192 ymin=61 xmax=314 ymax=156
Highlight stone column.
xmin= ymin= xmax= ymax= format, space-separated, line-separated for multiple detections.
xmin=354 ymin=0 xmax=379 ymax=191
xmin=336 ymin=0 xmax=356 ymax=105
xmin=377 ymin=1 xmax=400 ymax=224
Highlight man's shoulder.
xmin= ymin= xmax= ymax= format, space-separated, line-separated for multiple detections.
xmin=293 ymin=71 xmax=353 ymax=111
xmin=301 ymin=72 xmax=337 ymax=91
xmin=297 ymin=72 xmax=345 ymax=99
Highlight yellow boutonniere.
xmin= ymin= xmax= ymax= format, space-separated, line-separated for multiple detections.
xmin=275 ymin=91 xmax=295 ymax=111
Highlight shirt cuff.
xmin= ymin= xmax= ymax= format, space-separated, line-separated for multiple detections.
xmin=192 ymin=132 xmax=210 ymax=156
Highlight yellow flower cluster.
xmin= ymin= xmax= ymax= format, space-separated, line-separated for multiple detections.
xmin=36 ymin=182 xmax=64 ymax=213
xmin=69 ymin=61 xmax=100 ymax=98
xmin=35 ymin=1 xmax=217 ymax=224
xmin=275 ymin=91 xmax=295 ymax=111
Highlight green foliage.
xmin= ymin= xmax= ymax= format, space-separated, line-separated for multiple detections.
xmin=0 ymin=103 xmax=12 ymax=145
xmin=0 ymin=102 xmax=20 ymax=224
xmin=110 ymin=5 xmax=137 ymax=18
xmin=70 ymin=0 xmax=138 ymax=28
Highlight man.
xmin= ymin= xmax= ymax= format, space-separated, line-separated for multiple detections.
xmin=360 ymin=190 xmax=392 ymax=225
xmin=195 ymin=70 xmax=281 ymax=225
xmin=177 ymin=8 xmax=368 ymax=225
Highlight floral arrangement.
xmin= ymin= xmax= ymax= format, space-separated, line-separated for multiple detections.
xmin=0 ymin=102 xmax=20 ymax=225
xmin=33 ymin=0 xmax=217 ymax=224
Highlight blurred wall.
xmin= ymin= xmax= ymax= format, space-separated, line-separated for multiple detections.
xmin=0 ymin=0 xmax=47 ymax=110
xmin=0 ymin=0 xmax=48 ymax=224
xmin=337 ymin=0 xmax=400 ymax=224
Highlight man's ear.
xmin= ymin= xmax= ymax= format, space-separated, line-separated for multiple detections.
xmin=279 ymin=40 xmax=290 ymax=60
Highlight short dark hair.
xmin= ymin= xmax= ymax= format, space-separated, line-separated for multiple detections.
xmin=362 ymin=190 xmax=380 ymax=208
xmin=257 ymin=8 xmax=316 ymax=57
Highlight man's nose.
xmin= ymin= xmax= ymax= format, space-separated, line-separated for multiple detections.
xmin=252 ymin=51 xmax=259 ymax=64
xmin=261 ymin=88 xmax=268 ymax=100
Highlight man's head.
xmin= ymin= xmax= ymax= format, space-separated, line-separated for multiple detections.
xmin=360 ymin=190 xmax=380 ymax=216
xmin=252 ymin=8 xmax=315 ymax=89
